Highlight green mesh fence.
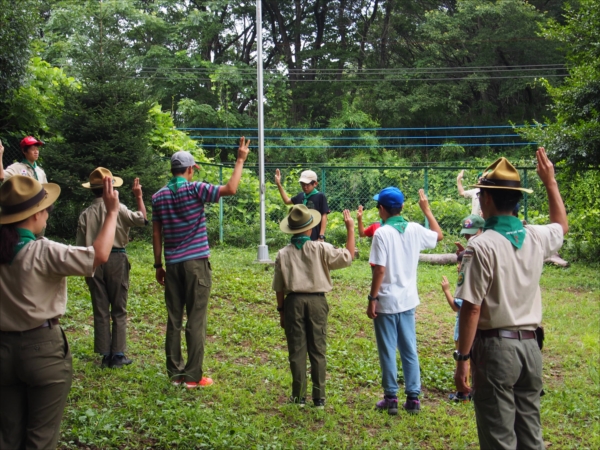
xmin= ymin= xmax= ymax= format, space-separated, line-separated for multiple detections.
xmin=200 ymin=162 xmax=541 ymax=249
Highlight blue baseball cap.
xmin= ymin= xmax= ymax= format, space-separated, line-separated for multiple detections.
xmin=373 ymin=187 xmax=405 ymax=208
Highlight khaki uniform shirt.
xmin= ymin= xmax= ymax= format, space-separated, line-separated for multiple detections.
xmin=0 ymin=239 xmax=95 ymax=331
xmin=272 ymin=241 xmax=353 ymax=295
xmin=4 ymin=161 xmax=48 ymax=183
xmin=76 ymin=198 xmax=146 ymax=248
xmin=454 ymin=223 xmax=563 ymax=331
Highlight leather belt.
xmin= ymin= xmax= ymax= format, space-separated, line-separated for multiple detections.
xmin=0 ymin=318 xmax=59 ymax=334
xmin=477 ymin=329 xmax=536 ymax=340
xmin=289 ymin=292 xmax=325 ymax=296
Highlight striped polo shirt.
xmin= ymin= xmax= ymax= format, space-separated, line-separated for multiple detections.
xmin=152 ymin=180 xmax=221 ymax=264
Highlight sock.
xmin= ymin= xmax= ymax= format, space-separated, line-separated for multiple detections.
xmin=407 ymin=396 xmax=418 ymax=401
xmin=385 ymin=394 xmax=398 ymax=400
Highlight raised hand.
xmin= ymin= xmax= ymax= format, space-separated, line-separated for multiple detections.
xmin=455 ymin=241 xmax=465 ymax=255
xmin=132 ymin=178 xmax=143 ymax=198
xmin=237 ymin=136 xmax=250 ymax=162
xmin=536 ymin=147 xmax=556 ymax=186
xmin=274 ymin=168 xmax=282 ymax=186
xmin=418 ymin=189 xmax=430 ymax=212
xmin=0 ymin=139 xmax=4 ymax=157
xmin=457 ymin=170 xmax=464 ymax=182
xmin=441 ymin=276 xmax=451 ymax=292
xmin=343 ymin=209 xmax=354 ymax=229
xmin=357 ymin=205 xmax=363 ymax=220
xmin=102 ymin=176 xmax=120 ymax=214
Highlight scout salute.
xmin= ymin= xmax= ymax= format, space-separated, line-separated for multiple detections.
xmin=0 ymin=136 xmax=48 ymax=183
xmin=368 ymin=187 xmax=443 ymax=415
xmin=457 ymin=170 xmax=481 ymax=216
xmin=0 ymin=175 xmax=119 ymax=449
xmin=76 ymin=168 xmax=148 ymax=368
xmin=273 ymin=205 xmax=354 ymax=408
xmin=453 ymin=149 xmax=567 ymax=449
xmin=274 ymin=168 xmax=330 ymax=241
xmin=152 ymin=137 xmax=250 ymax=388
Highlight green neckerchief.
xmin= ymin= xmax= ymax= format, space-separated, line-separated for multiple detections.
xmin=383 ymin=215 xmax=408 ymax=234
xmin=302 ymin=189 xmax=319 ymax=205
xmin=484 ymin=215 xmax=526 ymax=249
xmin=21 ymin=159 xmax=39 ymax=181
xmin=167 ymin=176 xmax=188 ymax=194
xmin=291 ymin=235 xmax=311 ymax=250
xmin=13 ymin=228 xmax=36 ymax=262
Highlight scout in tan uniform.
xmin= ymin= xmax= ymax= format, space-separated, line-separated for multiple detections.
xmin=0 ymin=175 xmax=119 ymax=450
xmin=272 ymin=205 xmax=354 ymax=408
xmin=0 ymin=136 xmax=48 ymax=183
xmin=76 ymin=167 xmax=147 ymax=368
xmin=453 ymin=149 xmax=568 ymax=449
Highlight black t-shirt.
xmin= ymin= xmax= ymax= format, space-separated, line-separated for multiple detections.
xmin=291 ymin=192 xmax=330 ymax=241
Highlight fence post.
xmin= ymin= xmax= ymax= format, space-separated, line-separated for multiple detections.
xmin=424 ymin=167 xmax=430 ymax=229
xmin=321 ymin=167 xmax=326 ymax=194
xmin=219 ymin=165 xmax=224 ymax=243
xmin=523 ymin=168 xmax=528 ymax=223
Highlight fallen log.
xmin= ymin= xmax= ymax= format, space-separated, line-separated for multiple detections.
xmin=418 ymin=252 xmax=570 ymax=266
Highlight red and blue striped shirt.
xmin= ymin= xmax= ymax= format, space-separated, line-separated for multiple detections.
xmin=152 ymin=180 xmax=221 ymax=265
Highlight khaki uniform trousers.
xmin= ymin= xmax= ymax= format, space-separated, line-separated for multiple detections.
xmin=86 ymin=252 xmax=130 ymax=355
xmin=472 ymin=336 xmax=544 ymax=450
xmin=0 ymin=325 xmax=72 ymax=450
xmin=284 ymin=293 xmax=329 ymax=401
xmin=164 ymin=258 xmax=211 ymax=383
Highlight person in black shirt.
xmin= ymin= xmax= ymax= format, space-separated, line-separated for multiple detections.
xmin=275 ymin=169 xmax=330 ymax=241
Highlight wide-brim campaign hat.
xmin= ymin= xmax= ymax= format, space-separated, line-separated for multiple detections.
xmin=0 ymin=176 xmax=60 ymax=224
xmin=82 ymin=167 xmax=123 ymax=188
xmin=472 ymin=157 xmax=533 ymax=194
xmin=280 ymin=204 xmax=321 ymax=234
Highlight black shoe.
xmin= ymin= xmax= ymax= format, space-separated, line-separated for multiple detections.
xmin=288 ymin=396 xmax=306 ymax=407
xmin=101 ymin=354 xmax=111 ymax=368
xmin=109 ymin=354 xmax=133 ymax=368
xmin=313 ymin=398 xmax=325 ymax=409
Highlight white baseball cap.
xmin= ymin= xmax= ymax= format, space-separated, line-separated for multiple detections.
xmin=298 ymin=170 xmax=318 ymax=184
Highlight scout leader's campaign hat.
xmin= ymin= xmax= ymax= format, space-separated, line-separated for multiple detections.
xmin=82 ymin=167 xmax=123 ymax=189
xmin=171 ymin=151 xmax=200 ymax=170
xmin=20 ymin=136 xmax=44 ymax=148
xmin=0 ymin=176 xmax=60 ymax=224
xmin=460 ymin=214 xmax=485 ymax=235
xmin=472 ymin=157 xmax=533 ymax=194
xmin=373 ymin=187 xmax=405 ymax=208
xmin=280 ymin=204 xmax=321 ymax=234
xmin=298 ymin=170 xmax=318 ymax=184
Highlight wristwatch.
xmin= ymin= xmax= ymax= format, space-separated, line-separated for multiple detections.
xmin=153 ymin=263 xmax=163 ymax=269
xmin=367 ymin=294 xmax=379 ymax=302
xmin=453 ymin=350 xmax=470 ymax=361
xmin=319 ymin=235 xmax=326 ymax=240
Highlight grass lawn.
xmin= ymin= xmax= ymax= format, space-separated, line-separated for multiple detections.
xmin=58 ymin=242 xmax=599 ymax=449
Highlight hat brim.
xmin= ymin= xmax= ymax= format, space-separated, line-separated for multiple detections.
xmin=280 ymin=209 xmax=322 ymax=234
xmin=460 ymin=228 xmax=479 ymax=235
xmin=82 ymin=176 xmax=124 ymax=189
xmin=298 ymin=177 xmax=316 ymax=184
xmin=471 ymin=183 xmax=533 ymax=194
xmin=0 ymin=183 xmax=61 ymax=224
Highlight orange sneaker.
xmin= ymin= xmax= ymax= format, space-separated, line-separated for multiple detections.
xmin=185 ymin=377 xmax=214 ymax=389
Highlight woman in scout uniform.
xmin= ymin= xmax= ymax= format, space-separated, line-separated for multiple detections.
xmin=0 ymin=136 xmax=48 ymax=183
xmin=0 ymin=175 xmax=120 ymax=449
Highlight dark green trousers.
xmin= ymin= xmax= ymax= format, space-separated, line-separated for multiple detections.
xmin=472 ymin=336 xmax=544 ymax=450
xmin=283 ymin=293 xmax=329 ymax=400
xmin=85 ymin=252 xmax=130 ymax=354
xmin=164 ymin=258 xmax=211 ymax=383
xmin=0 ymin=325 xmax=72 ymax=450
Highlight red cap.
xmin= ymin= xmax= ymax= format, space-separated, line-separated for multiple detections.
xmin=20 ymin=136 xmax=44 ymax=148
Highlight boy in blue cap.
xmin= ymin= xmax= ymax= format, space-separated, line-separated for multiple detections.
xmin=367 ymin=187 xmax=443 ymax=415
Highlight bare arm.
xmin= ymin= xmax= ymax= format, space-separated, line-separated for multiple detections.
xmin=342 ymin=209 xmax=355 ymax=257
xmin=153 ymin=221 xmax=166 ymax=286
xmin=220 ymin=137 xmax=250 ymax=197
xmin=441 ymin=276 xmax=460 ymax=312
xmin=536 ymin=147 xmax=568 ymax=235
xmin=274 ymin=168 xmax=293 ymax=204
xmin=454 ymin=301 xmax=481 ymax=393
xmin=457 ymin=170 xmax=466 ymax=196
xmin=92 ymin=177 xmax=119 ymax=268
xmin=419 ymin=189 xmax=443 ymax=241
xmin=367 ymin=265 xmax=385 ymax=319
xmin=319 ymin=213 xmax=328 ymax=239
xmin=0 ymin=139 xmax=4 ymax=181
xmin=132 ymin=178 xmax=147 ymax=220
xmin=357 ymin=205 xmax=366 ymax=237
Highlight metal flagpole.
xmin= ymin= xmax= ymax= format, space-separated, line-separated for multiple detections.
xmin=256 ymin=0 xmax=270 ymax=262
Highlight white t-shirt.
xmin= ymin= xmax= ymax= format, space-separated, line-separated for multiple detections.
xmin=463 ymin=188 xmax=481 ymax=216
xmin=369 ymin=222 xmax=439 ymax=314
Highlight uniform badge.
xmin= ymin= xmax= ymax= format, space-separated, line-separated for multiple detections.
xmin=457 ymin=271 xmax=465 ymax=286
xmin=21 ymin=169 xmax=28 ymax=176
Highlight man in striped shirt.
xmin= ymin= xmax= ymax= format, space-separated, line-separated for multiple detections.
xmin=152 ymin=137 xmax=250 ymax=389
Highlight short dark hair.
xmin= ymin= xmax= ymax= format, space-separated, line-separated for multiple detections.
xmin=171 ymin=167 xmax=187 ymax=176
xmin=377 ymin=202 xmax=403 ymax=216
xmin=91 ymin=188 xmax=103 ymax=198
xmin=481 ymin=188 xmax=523 ymax=213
